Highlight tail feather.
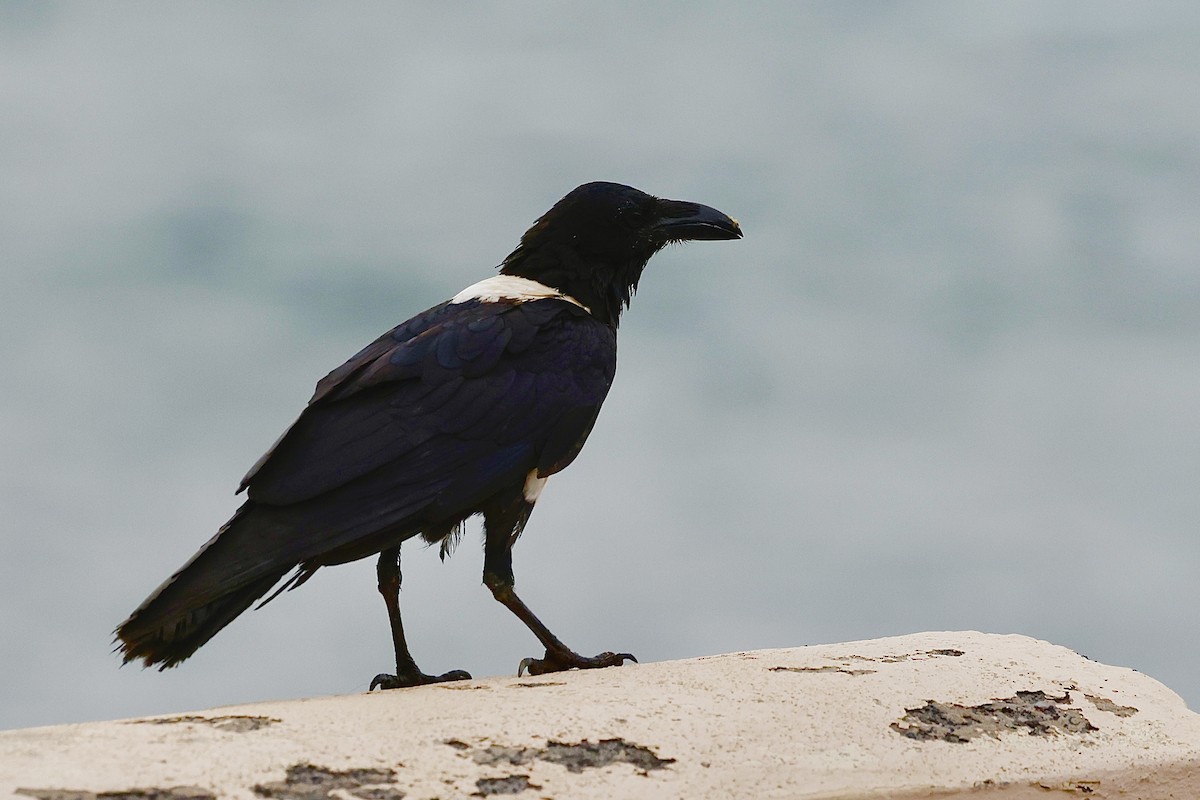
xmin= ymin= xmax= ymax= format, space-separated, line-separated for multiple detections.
xmin=116 ymin=469 xmax=441 ymax=668
xmin=115 ymin=502 xmax=296 ymax=668
xmin=116 ymin=570 xmax=289 ymax=669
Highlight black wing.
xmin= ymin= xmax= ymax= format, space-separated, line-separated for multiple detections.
xmin=241 ymin=297 xmax=616 ymax=546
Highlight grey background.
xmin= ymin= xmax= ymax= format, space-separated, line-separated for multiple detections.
xmin=3 ymin=2 xmax=1197 ymax=731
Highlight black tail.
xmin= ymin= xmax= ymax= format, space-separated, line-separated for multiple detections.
xmin=116 ymin=473 xmax=435 ymax=668
xmin=115 ymin=502 xmax=296 ymax=668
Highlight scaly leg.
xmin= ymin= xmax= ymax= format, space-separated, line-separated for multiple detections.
xmin=369 ymin=546 xmax=471 ymax=690
xmin=482 ymin=502 xmax=635 ymax=676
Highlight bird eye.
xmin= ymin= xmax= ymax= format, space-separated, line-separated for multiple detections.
xmin=616 ymin=200 xmax=644 ymax=225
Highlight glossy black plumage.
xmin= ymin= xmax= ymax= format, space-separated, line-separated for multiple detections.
xmin=115 ymin=181 xmax=741 ymax=680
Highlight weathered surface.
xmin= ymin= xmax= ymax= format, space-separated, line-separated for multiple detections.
xmin=3 ymin=632 xmax=1198 ymax=799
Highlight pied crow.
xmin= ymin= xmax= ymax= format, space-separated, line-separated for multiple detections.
xmin=116 ymin=181 xmax=742 ymax=687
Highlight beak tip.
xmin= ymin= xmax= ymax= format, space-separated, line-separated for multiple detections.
xmin=653 ymin=202 xmax=743 ymax=242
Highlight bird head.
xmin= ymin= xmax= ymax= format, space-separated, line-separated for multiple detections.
xmin=500 ymin=182 xmax=742 ymax=326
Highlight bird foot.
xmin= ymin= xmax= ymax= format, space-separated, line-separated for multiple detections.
xmin=517 ymin=649 xmax=636 ymax=676
xmin=369 ymin=667 xmax=471 ymax=690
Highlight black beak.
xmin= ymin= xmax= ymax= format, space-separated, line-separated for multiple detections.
xmin=652 ymin=199 xmax=743 ymax=242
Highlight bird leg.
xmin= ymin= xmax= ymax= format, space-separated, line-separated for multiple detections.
xmin=482 ymin=523 xmax=635 ymax=676
xmin=369 ymin=546 xmax=471 ymax=690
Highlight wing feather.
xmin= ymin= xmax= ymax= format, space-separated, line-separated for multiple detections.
xmin=243 ymin=299 xmax=615 ymax=520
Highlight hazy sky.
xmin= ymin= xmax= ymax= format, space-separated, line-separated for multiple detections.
xmin=3 ymin=2 xmax=1199 ymax=730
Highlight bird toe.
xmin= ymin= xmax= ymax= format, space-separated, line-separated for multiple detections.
xmin=369 ymin=668 xmax=471 ymax=690
xmin=516 ymin=648 xmax=637 ymax=676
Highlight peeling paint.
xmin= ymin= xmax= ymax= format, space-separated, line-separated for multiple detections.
xmin=470 ymin=744 xmax=529 ymax=768
xmin=511 ymin=681 xmax=567 ymax=688
xmin=770 ymin=647 xmax=962 ymax=675
xmin=769 ymin=665 xmax=876 ymax=676
xmin=16 ymin=788 xmax=215 ymax=800
xmin=132 ymin=715 xmax=280 ymax=732
xmin=252 ymin=763 xmax=403 ymax=800
xmin=838 ymin=649 xmax=966 ymax=664
xmin=542 ymin=739 xmax=675 ymax=773
xmin=891 ymin=690 xmax=1098 ymax=742
xmin=472 ymin=775 xmax=540 ymax=795
xmin=451 ymin=737 xmax=675 ymax=774
xmin=1038 ymin=779 xmax=1101 ymax=794
xmin=1085 ymin=694 xmax=1138 ymax=717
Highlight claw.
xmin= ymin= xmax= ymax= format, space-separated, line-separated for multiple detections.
xmin=516 ymin=649 xmax=637 ymax=676
xmin=369 ymin=668 xmax=471 ymax=690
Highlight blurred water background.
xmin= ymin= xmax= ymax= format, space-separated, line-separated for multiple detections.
xmin=2 ymin=2 xmax=1198 ymax=730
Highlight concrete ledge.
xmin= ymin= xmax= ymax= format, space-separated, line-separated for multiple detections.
xmin=3 ymin=632 xmax=1198 ymax=799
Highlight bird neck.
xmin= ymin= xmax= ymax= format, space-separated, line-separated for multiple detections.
xmin=499 ymin=244 xmax=655 ymax=328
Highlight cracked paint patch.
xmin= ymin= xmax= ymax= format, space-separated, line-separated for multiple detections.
xmin=769 ymin=665 xmax=877 ymax=676
xmin=472 ymin=775 xmax=540 ymax=796
xmin=891 ymin=690 xmax=1098 ymax=742
xmin=1038 ymin=779 xmax=1101 ymax=794
xmin=131 ymin=715 xmax=280 ymax=732
xmin=16 ymin=788 xmax=215 ymax=800
xmin=1084 ymin=694 xmax=1138 ymax=717
xmin=838 ymin=648 xmax=965 ymax=664
xmin=772 ymin=648 xmax=963 ymax=675
xmin=252 ymin=763 xmax=404 ymax=800
xmin=511 ymin=681 xmax=567 ymax=688
xmin=469 ymin=744 xmax=529 ymax=768
xmin=450 ymin=737 xmax=675 ymax=774
xmin=541 ymin=739 xmax=676 ymax=773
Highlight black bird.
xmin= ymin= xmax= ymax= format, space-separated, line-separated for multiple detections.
xmin=116 ymin=181 xmax=742 ymax=687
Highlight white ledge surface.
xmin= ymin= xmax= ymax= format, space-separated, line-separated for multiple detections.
xmin=3 ymin=632 xmax=1199 ymax=799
